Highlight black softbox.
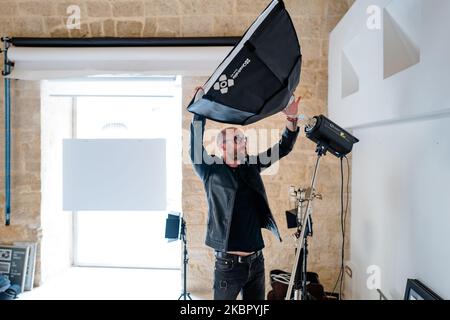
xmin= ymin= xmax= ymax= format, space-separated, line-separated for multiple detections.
xmin=187 ymin=0 xmax=302 ymax=125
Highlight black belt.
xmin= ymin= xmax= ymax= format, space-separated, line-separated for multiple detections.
xmin=215 ymin=250 xmax=263 ymax=264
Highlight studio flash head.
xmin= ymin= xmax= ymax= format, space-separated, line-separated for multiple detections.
xmin=305 ymin=115 xmax=359 ymax=158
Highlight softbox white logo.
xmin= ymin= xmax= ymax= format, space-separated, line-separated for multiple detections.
xmin=214 ymin=74 xmax=234 ymax=94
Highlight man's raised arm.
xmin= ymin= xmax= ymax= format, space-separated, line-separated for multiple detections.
xmin=189 ymin=89 xmax=212 ymax=181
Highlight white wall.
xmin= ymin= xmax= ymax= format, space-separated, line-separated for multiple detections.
xmin=40 ymin=83 xmax=74 ymax=282
xmin=329 ymin=0 xmax=450 ymax=299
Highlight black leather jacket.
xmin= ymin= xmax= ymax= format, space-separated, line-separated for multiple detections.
xmin=190 ymin=114 xmax=299 ymax=252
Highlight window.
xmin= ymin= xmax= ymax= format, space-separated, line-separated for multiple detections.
xmin=44 ymin=77 xmax=182 ymax=270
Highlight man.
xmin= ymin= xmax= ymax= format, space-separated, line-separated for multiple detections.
xmin=189 ymin=88 xmax=301 ymax=300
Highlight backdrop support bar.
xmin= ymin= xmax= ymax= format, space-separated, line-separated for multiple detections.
xmin=4 ymin=77 xmax=11 ymax=226
xmin=10 ymin=37 xmax=240 ymax=48
xmin=2 ymin=37 xmax=12 ymax=226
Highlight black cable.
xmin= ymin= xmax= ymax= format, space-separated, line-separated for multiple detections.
xmin=343 ymin=156 xmax=350 ymax=235
xmin=330 ymin=265 xmax=343 ymax=298
xmin=339 ymin=157 xmax=345 ymax=299
xmin=329 ymin=155 xmax=350 ymax=300
xmin=341 ymin=156 xmax=350 ymax=294
xmin=339 ymin=156 xmax=351 ymax=299
xmin=330 ymin=157 xmax=345 ymax=298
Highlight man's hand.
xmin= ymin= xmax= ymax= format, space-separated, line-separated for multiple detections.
xmin=283 ymin=95 xmax=302 ymax=132
xmin=282 ymin=95 xmax=302 ymax=118
xmin=193 ymin=86 xmax=205 ymax=103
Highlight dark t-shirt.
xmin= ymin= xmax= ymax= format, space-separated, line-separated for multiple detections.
xmin=226 ymin=166 xmax=265 ymax=252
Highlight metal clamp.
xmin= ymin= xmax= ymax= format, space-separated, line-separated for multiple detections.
xmin=1 ymin=37 xmax=13 ymax=76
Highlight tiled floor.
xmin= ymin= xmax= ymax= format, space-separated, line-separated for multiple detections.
xmin=19 ymin=267 xmax=211 ymax=300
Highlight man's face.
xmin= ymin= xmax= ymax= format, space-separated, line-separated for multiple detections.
xmin=219 ymin=128 xmax=247 ymax=163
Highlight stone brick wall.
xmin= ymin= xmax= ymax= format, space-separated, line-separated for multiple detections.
xmin=0 ymin=80 xmax=42 ymax=284
xmin=0 ymin=0 xmax=352 ymax=297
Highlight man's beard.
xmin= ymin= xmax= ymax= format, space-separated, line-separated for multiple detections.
xmin=229 ymin=148 xmax=246 ymax=163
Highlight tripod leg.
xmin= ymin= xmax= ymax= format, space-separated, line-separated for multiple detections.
xmin=178 ymin=218 xmax=193 ymax=300
xmin=285 ymin=155 xmax=322 ymax=300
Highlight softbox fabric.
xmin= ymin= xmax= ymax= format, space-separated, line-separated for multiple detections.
xmin=187 ymin=0 xmax=302 ymax=125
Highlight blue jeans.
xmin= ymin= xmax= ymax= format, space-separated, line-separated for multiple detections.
xmin=213 ymin=252 xmax=265 ymax=300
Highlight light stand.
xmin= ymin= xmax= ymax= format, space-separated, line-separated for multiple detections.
xmin=286 ymin=143 xmax=327 ymax=300
xmin=178 ymin=217 xmax=192 ymax=300
xmin=284 ymin=114 xmax=359 ymax=300
xmin=292 ymin=214 xmax=314 ymax=300
xmin=287 ymin=187 xmax=318 ymax=300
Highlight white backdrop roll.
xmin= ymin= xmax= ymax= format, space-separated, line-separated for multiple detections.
xmin=6 ymin=46 xmax=232 ymax=80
